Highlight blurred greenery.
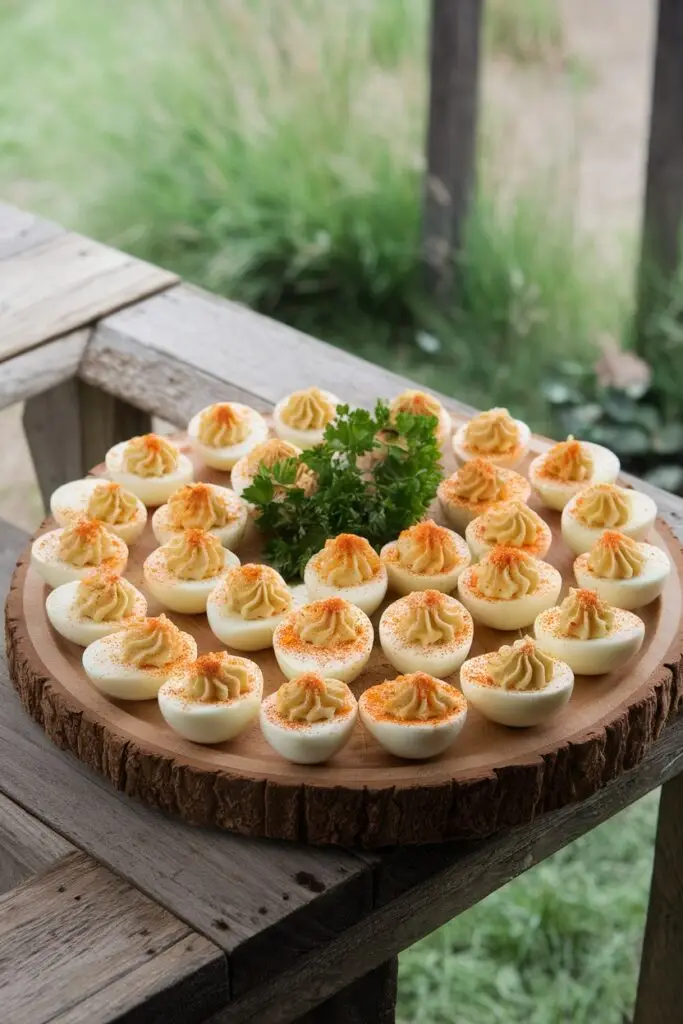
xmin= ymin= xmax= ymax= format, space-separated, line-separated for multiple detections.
xmin=0 ymin=1 xmax=665 ymax=1021
xmin=0 ymin=0 xmax=628 ymax=436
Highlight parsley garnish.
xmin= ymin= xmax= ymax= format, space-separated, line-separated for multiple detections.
xmin=244 ymin=401 xmax=443 ymax=580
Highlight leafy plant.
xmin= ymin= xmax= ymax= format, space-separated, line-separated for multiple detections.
xmin=543 ymin=360 xmax=683 ymax=494
xmin=244 ymin=402 xmax=442 ymax=579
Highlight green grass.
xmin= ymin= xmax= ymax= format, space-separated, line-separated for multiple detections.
xmin=485 ymin=0 xmax=565 ymax=67
xmin=398 ymin=794 xmax=658 ymax=1024
xmin=0 ymin=0 xmax=627 ymax=437
xmin=0 ymin=4 xmax=658 ymax=1020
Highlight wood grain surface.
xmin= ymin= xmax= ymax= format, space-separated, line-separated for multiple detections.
xmin=0 ymin=790 xmax=73 ymax=894
xmin=0 ymin=203 xmax=62 ymax=261
xmin=82 ymin=283 xmax=472 ymax=425
xmin=0 ymin=850 xmax=226 ymax=1024
xmin=0 ymin=217 xmax=178 ymax=362
xmin=24 ymin=378 xmax=152 ymax=508
xmin=422 ymin=0 xmax=483 ymax=298
xmin=8 ymin=430 xmax=683 ymax=847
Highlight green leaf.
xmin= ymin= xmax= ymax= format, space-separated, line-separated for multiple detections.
xmin=245 ymin=401 xmax=442 ymax=580
xmin=652 ymin=421 xmax=683 ymax=454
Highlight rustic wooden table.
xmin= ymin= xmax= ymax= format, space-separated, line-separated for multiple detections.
xmin=1 ymin=202 xmax=682 ymax=1023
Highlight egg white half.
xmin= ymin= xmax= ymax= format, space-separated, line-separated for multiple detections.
xmin=46 ymin=579 xmax=147 ymax=647
xmin=105 ymin=440 xmax=194 ymax=506
xmin=272 ymin=607 xmax=374 ymax=682
xmin=528 ymin=441 xmax=620 ymax=511
xmin=303 ymin=558 xmax=388 ymax=616
xmin=378 ymin=596 xmax=474 ymax=678
xmin=465 ymin=510 xmax=552 ymax=562
xmin=206 ymin=583 xmax=304 ymax=652
xmin=82 ymin=630 xmax=198 ymax=700
xmin=452 ymin=418 xmax=530 ymax=469
xmin=50 ymin=478 xmax=147 ymax=543
xmin=561 ymin=489 xmax=657 ymax=555
xmin=143 ymin=546 xmax=239 ymax=614
xmin=358 ymin=695 xmax=467 ymax=760
xmin=31 ymin=528 xmax=128 ymax=589
xmin=158 ymin=663 xmax=263 ymax=744
xmin=457 ymin=561 xmax=563 ymax=630
xmin=272 ymin=390 xmax=341 ymax=448
xmin=459 ymin=653 xmax=574 ymax=727
xmin=573 ymin=542 xmax=671 ymax=610
xmin=187 ymin=404 xmax=269 ymax=471
xmin=534 ymin=607 xmax=645 ymax=675
xmin=260 ymin=689 xmax=357 ymax=764
xmin=437 ymin=469 xmax=532 ymax=533
xmin=151 ymin=485 xmax=248 ymax=549
xmin=380 ymin=532 xmax=471 ymax=597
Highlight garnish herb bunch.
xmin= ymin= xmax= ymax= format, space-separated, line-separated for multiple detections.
xmin=244 ymin=401 xmax=443 ymax=579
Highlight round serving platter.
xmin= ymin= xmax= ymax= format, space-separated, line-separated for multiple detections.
xmin=6 ymin=426 xmax=683 ymax=848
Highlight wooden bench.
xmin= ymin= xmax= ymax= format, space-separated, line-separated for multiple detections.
xmin=0 ymin=202 xmax=681 ymax=1023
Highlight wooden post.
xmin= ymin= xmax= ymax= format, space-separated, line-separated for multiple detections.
xmin=633 ymin=774 xmax=683 ymax=1023
xmin=23 ymin=380 xmax=151 ymax=508
xmin=295 ymin=958 xmax=398 ymax=1024
xmin=636 ymin=0 xmax=683 ymax=345
xmin=421 ymin=0 xmax=483 ymax=301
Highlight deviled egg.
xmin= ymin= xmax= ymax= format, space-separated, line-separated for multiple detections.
xmin=105 ymin=434 xmax=193 ymax=506
xmin=158 ymin=652 xmax=263 ymax=744
xmin=534 ymin=587 xmax=645 ymax=675
xmin=260 ymin=673 xmax=357 ymax=764
xmin=143 ymin=529 xmax=239 ymax=614
xmin=273 ymin=597 xmax=373 ymax=683
xmin=207 ymin=563 xmax=294 ymax=651
xmin=452 ymin=407 xmax=530 ymax=469
xmin=46 ymin=570 xmax=147 ymax=646
xmin=466 ymin=501 xmax=551 ymax=561
xmin=273 ymin=387 xmax=340 ymax=448
xmin=561 ymin=483 xmax=657 ymax=555
xmin=50 ymin=478 xmax=147 ymax=544
xmin=389 ymin=390 xmax=453 ymax=442
xmin=457 ymin=546 xmax=562 ymax=630
xmin=460 ymin=636 xmax=574 ymax=727
xmin=573 ymin=530 xmax=671 ymax=610
xmin=31 ymin=517 xmax=128 ymax=589
xmin=528 ymin=435 xmax=620 ymax=511
xmin=437 ymin=459 xmax=531 ymax=533
xmin=359 ymin=672 xmax=467 ymax=760
xmin=380 ymin=520 xmax=470 ymax=596
xmin=187 ymin=402 xmax=269 ymax=471
xmin=82 ymin=614 xmax=197 ymax=700
xmin=151 ymin=482 xmax=247 ymax=550
xmin=379 ymin=589 xmax=473 ymax=677
xmin=304 ymin=533 xmax=388 ymax=615
xmin=230 ymin=439 xmax=314 ymax=498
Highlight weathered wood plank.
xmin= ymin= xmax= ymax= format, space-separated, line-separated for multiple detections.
xmin=633 ymin=771 xmax=683 ymax=1024
xmin=0 ymin=231 xmax=178 ymax=361
xmin=0 ymin=850 xmax=227 ymax=1024
xmin=0 ymin=203 xmax=63 ymax=261
xmin=637 ymin=0 xmax=683 ymax=307
xmin=206 ymin=710 xmax=683 ymax=1023
xmin=294 ymin=959 xmax=397 ymax=1024
xmin=0 ymin=328 xmax=88 ymax=413
xmin=0 ymin=790 xmax=73 ymax=894
xmin=23 ymin=378 xmax=151 ymax=509
xmin=422 ymin=0 xmax=483 ymax=298
xmin=83 ymin=284 xmax=456 ymax=425
xmin=0 ymin=519 xmax=31 ymax=601
xmin=0 ymin=667 xmax=373 ymax=996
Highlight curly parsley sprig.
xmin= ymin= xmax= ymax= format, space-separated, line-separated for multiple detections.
xmin=244 ymin=401 xmax=443 ymax=580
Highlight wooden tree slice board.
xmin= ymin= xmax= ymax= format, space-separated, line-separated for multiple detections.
xmin=6 ymin=430 xmax=683 ymax=848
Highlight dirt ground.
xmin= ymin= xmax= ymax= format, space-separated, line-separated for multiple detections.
xmin=0 ymin=0 xmax=655 ymax=532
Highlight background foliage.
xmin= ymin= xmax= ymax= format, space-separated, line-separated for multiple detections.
xmin=0 ymin=1 xmax=672 ymax=1020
